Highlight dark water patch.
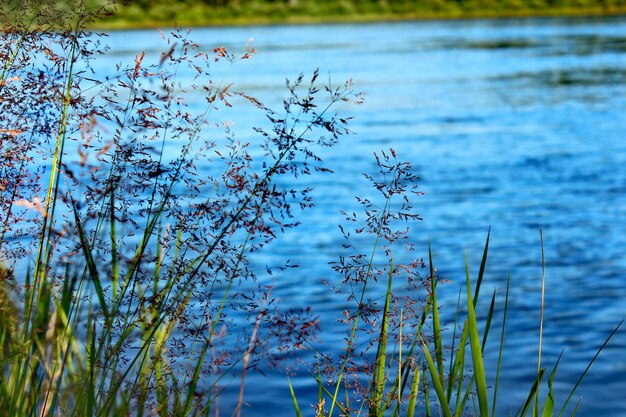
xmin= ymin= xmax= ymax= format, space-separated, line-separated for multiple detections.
xmin=439 ymin=185 xmax=497 ymax=196
xmin=547 ymin=34 xmax=626 ymax=56
xmin=491 ymin=67 xmax=626 ymax=88
xmin=428 ymin=115 xmax=487 ymax=124
xmin=419 ymin=37 xmax=541 ymax=51
xmin=244 ymin=41 xmax=359 ymax=52
xmin=422 ymin=33 xmax=626 ymax=57
xmin=449 ymin=38 xmax=541 ymax=50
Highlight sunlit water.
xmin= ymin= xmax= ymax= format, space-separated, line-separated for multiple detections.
xmin=99 ymin=17 xmax=626 ymax=416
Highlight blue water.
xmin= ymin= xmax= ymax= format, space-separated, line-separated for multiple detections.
xmin=102 ymin=16 xmax=626 ymax=416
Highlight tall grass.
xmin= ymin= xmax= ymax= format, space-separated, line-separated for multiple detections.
xmin=288 ymin=151 xmax=622 ymax=417
xmin=1 ymin=1 xmax=360 ymax=415
xmin=0 ymin=2 xmax=621 ymax=417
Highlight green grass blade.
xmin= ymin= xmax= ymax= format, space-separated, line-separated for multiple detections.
xmin=541 ymin=352 xmax=563 ymax=417
xmin=429 ymin=243 xmax=445 ymax=386
xmin=406 ymin=365 xmax=420 ymax=417
xmin=481 ymin=290 xmax=496 ymax=352
xmin=567 ymin=398 xmax=582 ymax=417
xmin=288 ymin=378 xmax=303 ymax=417
xmin=70 ymin=197 xmax=109 ymax=319
xmin=110 ymin=187 xmax=119 ymax=299
xmin=371 ymin=260 xmax=393 ymax=414
xmin=453 ymin=343 xmax=468 ymax=417
xmin=314 ymin=374 xmax=350 ymax=416
xmin=87 ymin=317 xmax=97 ymax=417
xmin=535 ymin=230 xmax=547 ymax=417
xmin=515 ymin=369 xmax=546 ymax=417
xmin=183 ymin=323 xmax=212 ymax=413
xmin=557 ymin=320 xmax=623 ymax=417
xmin=473 ymin=227 xmax=490 ymax=306
xmin=456 ymin=374 xmax=473 ymax=417
xmin=446 ymin=287 xmax=463 ymax=402
xmin=422 ymin=340 xmax=452 ymax=417
xmin=423 ymin=364 xmax=432 ymax=417
xmin=464 ymin=254 xmax=489 ymax=417
xmin=491 ymin=274 xmax=510 ymax=417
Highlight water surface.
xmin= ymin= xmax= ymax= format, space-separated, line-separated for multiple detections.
xmin=103 ymin=16 xmax=626 ymax=416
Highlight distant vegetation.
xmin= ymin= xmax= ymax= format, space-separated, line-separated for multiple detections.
xmin=96 ymin=0 xmax=626 ymax=28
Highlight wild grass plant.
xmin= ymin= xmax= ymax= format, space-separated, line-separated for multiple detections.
xmin=1 ymin=1 xmax=361 ymax=415
xmin=288 ymin=153 xmax=622 ymax=417
xmin=0 ymin=2 xmax=622 ymax=417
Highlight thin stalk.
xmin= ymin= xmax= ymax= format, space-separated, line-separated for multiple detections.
xmin=491 ymin=274 xmax=510 ymax=417
xmin=556 ymin=320 xmax=623 ymax=417
xmin=288 ymin=378 xmax=303 ymax=417
xmin=406 ymin=362 xmax=420 ymax=417
xmin=446 ymin=287 xmax=463 ymax=402
xmin=0 ymin=17 xmax=34 ymax=81
xmin=534 ymin=230 xmax=546 ymax=416
xmin=473 ymin=227 xmax=490 ymax=305
xmin=328 ymin=198 xmax=389 ymax=417
xmin=110 ymin=187 xmax=119 ymax=298
xmin=234 ymin=299 xmax=267 ymax=417
xmin=397 ymin=309 xmax=403 ymax=415
xmin=370 ymin=259 xmax=394 ymax=415
xmin=422 ymin=339 xmax=452 ymax=417
xmin=429 ymin=242 xmax=445 ymax=386
xmin=27 ymin=35 xmax=79 ymax=346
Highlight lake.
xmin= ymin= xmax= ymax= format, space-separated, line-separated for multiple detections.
xmin=100 ymin=16 xmax=626 ymax=416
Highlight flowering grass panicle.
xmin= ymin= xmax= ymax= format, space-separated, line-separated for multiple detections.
xmin=0 ymin=2 xmax=361 ymax=415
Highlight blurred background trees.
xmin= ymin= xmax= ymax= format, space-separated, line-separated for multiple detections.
xmin=92 ymin=0 xmax=626 ymax=28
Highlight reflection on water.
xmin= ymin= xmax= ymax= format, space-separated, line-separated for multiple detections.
xmin=101 ymin=15 xmax=626 ymax=416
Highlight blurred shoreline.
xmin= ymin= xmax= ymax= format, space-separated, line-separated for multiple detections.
xmin=91 ymin=5 xmax=626 ymax=30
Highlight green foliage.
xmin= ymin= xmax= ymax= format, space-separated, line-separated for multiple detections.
xmin=1 ymin=2 xmax=357 ymax=415
xmin=89 ymin=0 xmax=626 ymax=28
